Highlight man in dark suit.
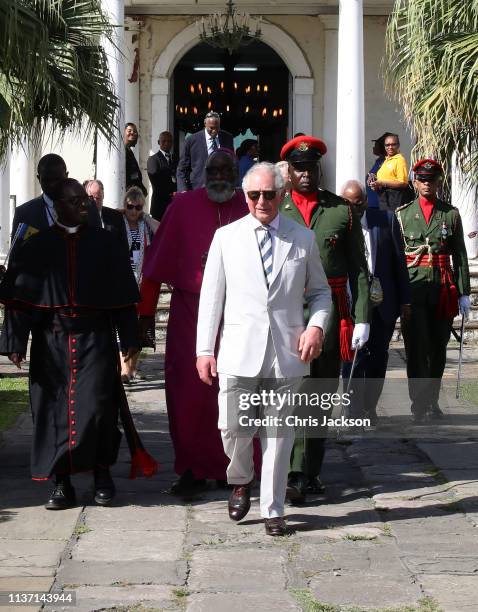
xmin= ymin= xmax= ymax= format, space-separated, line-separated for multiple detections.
xmin=176 ymin=112 xmax=234 ymax=192
xmin=147 ymin=131 xmax=177 ymax=221
xmin=125 ymin=122 xmax=147 ymax=196
xmin=85 ymin=179 xmax=128 ymax=249
xmin=341 ymin=180 xmax=411 ymax=423
xmin=11 ymin=154 xmax=100 ymax=240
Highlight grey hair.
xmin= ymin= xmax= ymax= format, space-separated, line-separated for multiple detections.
xmin=204 ymin=111 xmax=220 ymax=122
xmin=242 ymin=162 xmax=285 ymax=192
xmin=340 ymin=179 xmax=366 ymax=200
xmin=86 ymin=179 xmax=104 ymax=192
xmin=123 ymin=186 xmax=145 ymax=207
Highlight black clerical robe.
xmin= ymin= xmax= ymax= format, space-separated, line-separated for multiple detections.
xmin=0 ymin=225 xmax=141 ymax=479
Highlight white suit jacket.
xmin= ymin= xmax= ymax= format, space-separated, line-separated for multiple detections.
xmin=196 ymin=213 xmax=331 ymax=378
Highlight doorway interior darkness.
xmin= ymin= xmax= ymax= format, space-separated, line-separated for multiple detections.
xmin=173 ymin=40 xmax=290 ymax=162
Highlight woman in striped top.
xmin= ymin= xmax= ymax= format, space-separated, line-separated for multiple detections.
xmin=121 ymin=187 xmax=159 ymax=383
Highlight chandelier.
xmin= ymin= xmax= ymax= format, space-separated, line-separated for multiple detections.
xmin=197 ymin=0 xmax=262 ymax=55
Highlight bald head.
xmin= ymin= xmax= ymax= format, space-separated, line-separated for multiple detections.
xmin=340 ymin=180 xmax=367 ymax=215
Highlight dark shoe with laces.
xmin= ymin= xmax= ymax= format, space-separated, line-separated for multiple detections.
xmin=228 ymin=482 xmax=252 ymax=521
xmin=412 ymin=412 xmax=427 ymax=424
xmin=306 ymin=475 xmax=325 ymax=494
xmin=286 ymin=471 xmax=307 ymax=504
xmin=170 ymin=469 xmax=207 ymax=496
xmin=428 ymin=403 xmax=444 ymax=420
xmin=94 ymin=467 xmax=116 ymax=506
xmin=264 ymin=517 xmax=287 ymax=536
xmin=45 ymin=478 xmax=76 ymax=510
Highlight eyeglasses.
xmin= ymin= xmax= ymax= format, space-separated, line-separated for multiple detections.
xmin=126 ymin=204 xmax=143 ymax=211
xmin=247 ymin=190 xmax=277 ymax=201
xmin=384 ymin=142 xmax=399 ymax=147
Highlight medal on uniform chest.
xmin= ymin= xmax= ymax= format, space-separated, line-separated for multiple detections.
xmin=415 ymin=213 xmax=420 ymax=219
xmin=441 ymin=222 xmax=448 ymax=238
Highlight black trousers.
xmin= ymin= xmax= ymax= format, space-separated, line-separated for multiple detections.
xmin=402 ymin=301 xmax=452 ymax=414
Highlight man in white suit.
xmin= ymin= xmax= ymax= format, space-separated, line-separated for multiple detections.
xmin=196 ymin=162 xmax=331 ymax=536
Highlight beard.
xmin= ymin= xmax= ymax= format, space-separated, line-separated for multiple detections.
xmin=206 ymin=180 xmax=236 ymax=203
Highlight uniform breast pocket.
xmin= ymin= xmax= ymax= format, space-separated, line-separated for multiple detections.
xmin=324 ymin=233 xmax=340 ymax=249
xmin=403 ymin=230 xmax=424 ymax=247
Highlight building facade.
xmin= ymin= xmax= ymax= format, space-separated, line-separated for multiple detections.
xmin=1 ymin=0 xmax=477 ymax=258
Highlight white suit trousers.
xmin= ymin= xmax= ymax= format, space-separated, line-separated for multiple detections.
xmin=218 ymin=334 xmax=301 ymax=518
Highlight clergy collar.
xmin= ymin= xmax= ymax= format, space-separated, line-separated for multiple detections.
xmin=55 ymin=220 xmax=81 ymax=234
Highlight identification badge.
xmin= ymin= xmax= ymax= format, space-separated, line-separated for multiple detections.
xmin=370 ymin=276 xmax=384 ymax=306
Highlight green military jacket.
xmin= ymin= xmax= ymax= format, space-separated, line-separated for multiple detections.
xmin=280 ymin=190 xmax=370 ymax=323
xmin=396 ymin=198 xmax=470 ymax=297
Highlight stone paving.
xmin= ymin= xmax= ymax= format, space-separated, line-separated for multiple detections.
xmin=2 ymin=346 xmax=478 ymax=611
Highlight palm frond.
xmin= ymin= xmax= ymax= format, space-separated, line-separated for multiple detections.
xmin=385 ymin=0 xmax=478 ymax=191
xmin=0 ymin=0 xmax=119 ymax=162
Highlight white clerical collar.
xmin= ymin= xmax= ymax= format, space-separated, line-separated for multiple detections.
xmin=55 ymin=220 xmax=81 ymax=234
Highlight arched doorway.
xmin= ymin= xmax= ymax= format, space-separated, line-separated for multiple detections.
xmin=172 ymin=41 xmax=289 ymax=161
xmin=151 ymin=21 xmax=313 ymax=156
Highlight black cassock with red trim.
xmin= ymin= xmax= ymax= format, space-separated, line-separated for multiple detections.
xmin=0 ymin=225 xmax=158 ymax=480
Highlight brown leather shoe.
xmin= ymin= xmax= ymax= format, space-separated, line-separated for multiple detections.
xmin=228 ymin=482 xmax=252 ymax=521
xmin=264 ymin=517 xmax=287 ymax=536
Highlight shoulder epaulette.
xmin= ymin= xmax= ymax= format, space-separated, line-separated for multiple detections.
xmin=395 ymin=199 xmax=414 ymax=213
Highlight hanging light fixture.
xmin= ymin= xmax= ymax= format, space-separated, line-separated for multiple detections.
xmin=197 ymin=0 xmax=262 ymax=55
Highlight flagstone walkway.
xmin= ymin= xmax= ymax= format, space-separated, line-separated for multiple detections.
xmin=1 ymin=345 xmax=478 ymax=611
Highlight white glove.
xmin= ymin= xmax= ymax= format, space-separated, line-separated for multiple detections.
xmin=351 ymin=323 xmax=370 ymax=350
xmin=459 ymin=295 xmax=471 ymax=319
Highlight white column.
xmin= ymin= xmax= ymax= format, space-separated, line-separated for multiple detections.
xmin=96 ymin=0 xmax=125 ymax=209
xmin=292 ymin=77 xmax=313 ymax=137
xmin=9 ymin=142 xmax=38 ymax=207
xmin=124 ymin=17 xmax=141 ymax=130
xmin=452 ymin=153 xmax=478 ymax=259
xmin=0 ymin=156 xmax=11 ymax=258
xmin=320 ymin=15 xmax=339 ymax=192
xmin=335 ymin=0 xmax=365 ymax=193
xmin=151 ymin=77 xmax=170 ymax=156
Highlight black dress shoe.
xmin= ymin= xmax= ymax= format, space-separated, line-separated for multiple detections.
xmin=94 ymin=467 xmax=116 ymax=506
xmin=306 ymin=476 xmax=325 ymax=494
xmin=412 ymin=412 xmax=427 ymax=424
xmin=170 ymin=469 xmax=207 ymax=496
xmin=286 ymin=472 xmax=307 ymax=504
xmin=364 ymin=411 xmax=379 ymax=426
xmin=428 ymin=404 xmax=444 ymax=420
xmin=264 ymin=517 xmax=287 ymax=536
xmin=228 ymin=482 xmax=252 ymax=521
xmin=45 ymin=478 xmax=76 ymax=510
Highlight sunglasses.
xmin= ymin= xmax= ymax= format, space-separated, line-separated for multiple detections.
xmin=126 ymin=204 xmax=143 ymax=211
xmin=247 ymin=190 xmax=277 ymax=201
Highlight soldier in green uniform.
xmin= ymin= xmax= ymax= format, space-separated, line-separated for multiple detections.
xmin=396 ymin=159 xmax=470 ymax=423
xmin=279 ymin=135 xmax=370 ymax=502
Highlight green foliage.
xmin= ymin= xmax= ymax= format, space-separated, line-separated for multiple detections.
xmin=385 ymin=1 xmax=478 ymax=189
xmin=0 ymin=376 xmax=28 ymax=432
xmin=0 ymin=0 xmax=119 ymax=161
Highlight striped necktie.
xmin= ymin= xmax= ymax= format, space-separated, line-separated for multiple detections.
xmin=259 ymin=226 xmax=273 ymax=288
xmin=210 ymin=137 xmax=218 ymax=152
